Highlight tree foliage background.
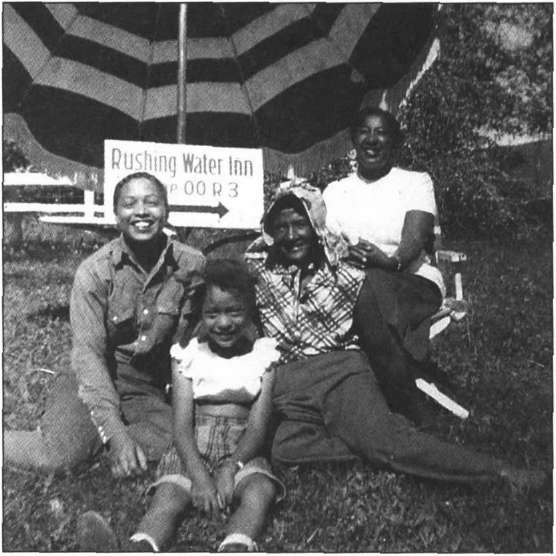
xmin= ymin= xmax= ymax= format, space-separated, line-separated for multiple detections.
xmin=398 ymin=3 xmax=552 ymax=238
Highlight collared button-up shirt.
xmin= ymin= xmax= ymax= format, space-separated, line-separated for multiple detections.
xmin=70 ymin=235 xmax=205 ymax=443
xmin=246 ymin=250 xmax=365 ymax=364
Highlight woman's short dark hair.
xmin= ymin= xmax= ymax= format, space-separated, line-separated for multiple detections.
xmin=112 ymin=172 xmax=169 ymax=213
xmin=350 ymin=106 xmax=403 ymax=148
xmin=202 ymin=258 xmax=257 ymax=313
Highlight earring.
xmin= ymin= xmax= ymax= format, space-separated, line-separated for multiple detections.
xmin=347 ymin=149 xmax=358 ymax=173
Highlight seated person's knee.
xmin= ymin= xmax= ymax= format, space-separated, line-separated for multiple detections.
xmin=4 ymin=429 xmax=88 ymax=472
xmin=151 ymin=483 xmax=190 ymax=515
xmin=238 ymin=474 xmax=276 ymax=507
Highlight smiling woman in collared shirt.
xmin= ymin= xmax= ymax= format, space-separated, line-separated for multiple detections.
xmin=4 ymin=172 xmax=205 ymax=476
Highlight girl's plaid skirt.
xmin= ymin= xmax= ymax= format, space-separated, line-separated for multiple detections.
xmin=154 ymin=412 xmax=285 ymax=499
xmin=157 ymin=413 xmax=248 ymax=475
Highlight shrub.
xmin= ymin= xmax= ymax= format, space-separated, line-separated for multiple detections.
xmin=396 ymin=4 xmax=551 ymax=239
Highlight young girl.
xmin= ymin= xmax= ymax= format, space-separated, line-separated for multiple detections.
xmin=77 ymin=259 xmax=283 ymax=552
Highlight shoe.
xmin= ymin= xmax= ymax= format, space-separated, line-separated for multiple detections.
xmin=122 ymin=539 xmax=154 ymax=552
xmin=218 ymin=542 xmax=252 ymax=552
xmin=218 ymin=533 xmax=258 ymax=552
xmin=76 ymin=511 xmax=119 ymax=552
xmin=127 ymin=532 xmax=160 ymax=551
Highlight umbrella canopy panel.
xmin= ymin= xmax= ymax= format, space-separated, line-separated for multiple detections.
xmin=4 ymin=2 xmax=436 ymax=177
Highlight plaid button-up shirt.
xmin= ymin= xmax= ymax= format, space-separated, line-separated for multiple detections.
xmin=246 ymin=250 xmax=365 ymax=364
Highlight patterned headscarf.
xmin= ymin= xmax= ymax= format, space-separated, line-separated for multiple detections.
xmin=259 ymin=179 xmax=349 ymax=266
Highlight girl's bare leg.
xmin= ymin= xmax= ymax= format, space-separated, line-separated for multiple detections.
xmin=225 ymin=474 xmax=276 ymax=543
xmin=133 ymin=483 xmax=191 ymax=551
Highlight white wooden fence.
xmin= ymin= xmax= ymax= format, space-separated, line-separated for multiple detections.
xmin=3 ymin=172 xmax=113 ymax=226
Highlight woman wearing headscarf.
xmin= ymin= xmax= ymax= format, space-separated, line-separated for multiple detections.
xmin=245 ymin=182 xmax=544 ymax=489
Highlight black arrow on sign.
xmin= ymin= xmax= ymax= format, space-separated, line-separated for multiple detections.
xmin=169 ymin=202 xmax=229 ymax=219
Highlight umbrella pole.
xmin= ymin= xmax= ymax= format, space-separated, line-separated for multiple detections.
xmin=177 ymin=3 xmax=187 ymax=144
xmin=176 ymin=3 xmax=191 ymax=243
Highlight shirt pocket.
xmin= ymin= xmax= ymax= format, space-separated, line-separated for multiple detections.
xmin=157 ymin=276 xmax=185 ymax=313
xmin=106 ymin=304 xmax=136 ymax=346
xmin=153 ymin=277 xmax=186 ymax=342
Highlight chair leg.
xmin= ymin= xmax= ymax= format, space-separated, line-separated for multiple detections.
xmin=415 ymin=379 xmax=469 ymax=420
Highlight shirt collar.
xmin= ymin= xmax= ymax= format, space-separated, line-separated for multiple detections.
xmin=110 ymin=234 xmax=174 ymax=271
xmin=263 ymin=249 xmax=336 ymax=288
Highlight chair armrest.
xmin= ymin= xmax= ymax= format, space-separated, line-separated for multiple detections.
xmin=436 ymin=250 xmax=467 ymax=263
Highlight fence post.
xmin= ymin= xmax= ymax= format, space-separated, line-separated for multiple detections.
xmin=83 ymin=190 xmax=94 ymax=218
xmin=5 ymin=214 xmax=24 ymax=245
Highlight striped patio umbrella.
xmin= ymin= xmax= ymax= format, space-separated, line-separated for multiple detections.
xmin=3 ymin=2 xmax=438 ymax=183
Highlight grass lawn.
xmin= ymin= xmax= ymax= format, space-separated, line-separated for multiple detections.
xmin=2 ymin=230 xmax=553 ymax=552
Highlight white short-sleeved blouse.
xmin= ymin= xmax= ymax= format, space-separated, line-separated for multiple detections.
xmin=323 ymin=168 xmax=445 ymax=296
xmin=170 ymin=337 xmax=280 ymax=404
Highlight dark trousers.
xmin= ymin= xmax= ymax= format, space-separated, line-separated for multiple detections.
xmin=353 ymin=269 xmax=442 ymax=416
xmin=4 ymin=370 xmax=173 ymax=471
xmin=271 ymin=351 xmax=502 ymax=484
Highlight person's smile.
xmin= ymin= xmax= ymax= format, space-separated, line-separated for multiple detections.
xmin=359 ymin=141 xmax=387 ymax=164
xmin=129 ymin=217 xmax=157 ymax=236
xmin=284 ymin=240 xmax=308 ymax=256
xmin=211 ymin=331 xmax=237 ymax=347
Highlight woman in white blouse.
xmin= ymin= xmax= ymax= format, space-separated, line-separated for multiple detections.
xmin=323 ymin=107 xmax=446 ymax=422
xmin=324 ymin=106 xmax=445 ymax=298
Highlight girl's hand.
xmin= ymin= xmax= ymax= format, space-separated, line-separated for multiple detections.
xmin=108 ymin=431 xmax=148 ymax=478
xmin=346 ymin=240 xmax=391 ymax=269
xmin=191 ymin=471 xmax=220 ymax=519
xmin=215 ymin=462 xmax=236 ymax=509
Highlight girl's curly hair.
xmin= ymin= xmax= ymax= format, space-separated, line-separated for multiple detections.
xmin=201 ymin=258 xmax=257 ymax=314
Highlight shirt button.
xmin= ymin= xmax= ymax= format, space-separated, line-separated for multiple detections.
xmin=140 ymin=335 xmax=147 ymax=341
xmin=143 ymin=309 xmax=149 ymax=315
xmin=112 ymin=316 xmax=118 ymax=322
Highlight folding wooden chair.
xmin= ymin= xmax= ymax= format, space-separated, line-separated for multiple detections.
xmin=429 ymin=249 xmax=469 ymax=339
xmin=418 ymin=232 xmax=471 ymax=419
